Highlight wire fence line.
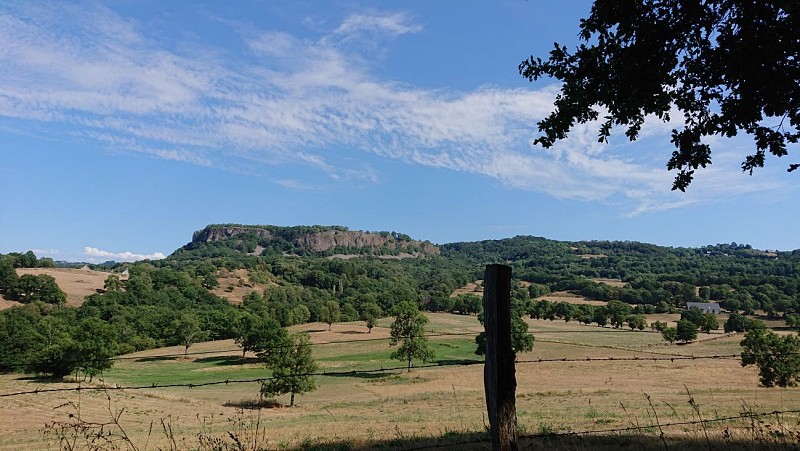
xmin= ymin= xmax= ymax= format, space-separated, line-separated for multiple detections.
xmin=401 ymin=408 xmax=800 ymax=450
xmin=0 ymin=353 xmax=752 ymax=398
xmin=0 ymin=325 xmax=741 ymax=369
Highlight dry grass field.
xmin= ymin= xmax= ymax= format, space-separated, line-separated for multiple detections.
xmin=11 ymin=268 xmax=109 ymax=307
xmin=2 ymin=313 xmax=799 ymax=450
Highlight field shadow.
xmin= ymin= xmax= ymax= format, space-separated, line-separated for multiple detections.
xmin=15 ymin=375 xmax=70 ymax=384
xmin=223 ymin=397 xmax=283 ymax=410
xmin=135 ymin=356 xmax=181 ymax=363
xmin=195 ymin=355 xmax=259 ymax=366
xmin=433 ymin=358 xmax=483 ymax=367
xmin=282 ymin=431 xmax=800 ymax=450
xmin=337 ymin=330 xmax=367 ymax=335
xmin=323 ymin=370 xmax=390 ymax=380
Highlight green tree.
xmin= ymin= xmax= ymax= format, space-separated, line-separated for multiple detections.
xmin=519 ymin=0 xmax=800 ymax=190
xmin=12 ymin=274 xmax=66 ymax=305
xmin=170 ymin=313 xmax=209 ymax=358
xmin=606 ymin=300 xmax=632 ymax=329
xmin=699 ymin=313 xmax=719 ymax=334
xmin=475 ymin=309 xmax=535 ymax=358
xmin=261 ymin=333 xmax=317 ymax=406
xmin=741 ymin=327 xmax=800 ymax=387
xmin=235 ymin=313 xmax=286 ymax=358
xmin=592 ymin=306 xmax=609 ymax=327
xmin=676 ymin=319 xmax=698 ymax=343
xmin=320 ymin=300 xmax=340 ymax=331
xmin=554 ymin=301 xmax=577 ymax=322
xmin=681 ymin=307 xmax=704 ymax=328
xmin=103 ymin=274 xmax=123 ymax=292
xmin=661 ymin=327 xmax=678 ymax=344
xmin=360 ymin=302 xmax=383 ymax=333
xmin=0 ymin=259 xmax=18 ymax=294
xmin=389 ymin=301 xmax=434 ymax=372
xmin=626 ymin=314 xmax=647 ymax=331
xmin=724 ymin=312 xmax=751 ymax=333
xmin=73 ymin=317 xmax=117 ymax=381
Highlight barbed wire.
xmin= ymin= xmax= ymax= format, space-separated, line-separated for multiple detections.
xmin=521 ymin=407 xmax=800 ymax=439
xmin=401 ymin=407 xmax=800 ymax=450
xmin=0 ymin=353 xmax=754 ymax=399
xmin=0 ymin=359 xmax=486 ymax=398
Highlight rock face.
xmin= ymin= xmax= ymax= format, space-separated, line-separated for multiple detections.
xmin=190 ymin=225 xmax=439 ymax=256
xmin=296 ymin=230 xmax=439 ymax=255
xmin=192 ymin=226 xmax=274 ymax=243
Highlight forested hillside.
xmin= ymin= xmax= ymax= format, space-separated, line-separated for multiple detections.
xmin=1 ymin=225 xmax=798 ymax=378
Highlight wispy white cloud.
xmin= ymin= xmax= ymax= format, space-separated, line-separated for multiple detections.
xmin=84 ymin=246 xmax=165 ymax=262
xmin=0 ymin=2 xmax=788 ymax=215
xmin=334 ymin=12 xmax=422 ymax=36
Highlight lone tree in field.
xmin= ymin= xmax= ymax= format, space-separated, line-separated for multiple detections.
xmin=170 ymin=313 xmax=209 ymax=358
xmin=261 ymin=333 xmax=317 ymax=406
xmin=389 ymin=301 xmax=434 ymax=372
xmin=741 ymin=326 xmax=800 ymax=387
xmin=360 ymin=302 xmax=382 ymax=333
xmin=320 ymin=300 xmax=340 ymax=331
xmin=519 ymin=0 xmax=799 ymax=189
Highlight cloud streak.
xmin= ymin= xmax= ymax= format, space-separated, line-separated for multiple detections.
xmin=84 ymin=247 xmax=165 ymax=262
xmin=0 ymin=3 xmax=787 ymax=214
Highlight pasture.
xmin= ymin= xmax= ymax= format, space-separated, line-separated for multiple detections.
xmin=1 ymin=312 xmax=799 ymax=450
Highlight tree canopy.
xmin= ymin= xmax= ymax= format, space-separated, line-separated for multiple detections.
xmin=519 ymin=0 xmax=799 ymax=190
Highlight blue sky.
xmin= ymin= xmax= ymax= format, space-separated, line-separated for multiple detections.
xmin=1 ymin=1 xmax=798 ymax=262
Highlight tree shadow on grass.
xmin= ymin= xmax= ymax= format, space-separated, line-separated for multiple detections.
xmin=194 ymin=355 xmax=260 ymax=366
xmin=223 ymin=397 xmax=283 ymax=410
xmin=15 ymin=374 xmax=69 ymax=384
xmin=135 ymin=356 xmax=181 ymax=363
xmin=432 ymin=358 xmax=483 ymax=367
xmin=322 ymin=370 xmax=394 ymax=380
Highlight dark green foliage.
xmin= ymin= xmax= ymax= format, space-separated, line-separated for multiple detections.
xmin=676 ymin=319 xmax=698 ymax=343
xmin=724 ymin=313 xmax=764 ymax=333
xmin=741 ymin=328 xmax=800 ymax=387
xmin=625 ymin=314 xmax=647 ymax=331
xmin=699 ymin=313 xmax=719 ymax=334
xmin=661 ymin=327 xmax=678 ymax=344
xmin=681 ymin=307 xmax=705 ymax=328
xmin=235 ymin=313 xmax=286 ymax=358
xmin=475 ymin=308 xmax=534 ymax=358
xmin=260 ymin=333 xmax=317 ymax=406
xmin=519 ymin=0 xmax=800 ymax=189
xmin=10 ymin=274 xmax=66 ymax=304
xmin=390 ymin=301 xmax=434 ymax=372
xmin=607 ymin=301 xmax=633 ymax=329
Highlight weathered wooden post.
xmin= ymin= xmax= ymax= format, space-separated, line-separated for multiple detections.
xmin=483 ymin=264 xmax=518 ymax=451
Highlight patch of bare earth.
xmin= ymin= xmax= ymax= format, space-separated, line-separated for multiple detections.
xmin=592 ymin=278 xmax=627 ymax=287
xmin=538 ymin=291 xmax=608 ymax=306
xmin=211 ymin=269 xmax=274 ymax=304
xmin=450 ymin=280 xmax=483 ymax=298
xmin=14 ymin=268 xmax=109 ymax=307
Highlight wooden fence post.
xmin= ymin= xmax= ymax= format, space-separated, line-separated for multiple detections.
xmin=483 ymin=264 xmax=518 ymax=451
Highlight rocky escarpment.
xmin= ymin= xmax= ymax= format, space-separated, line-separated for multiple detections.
xmin=296 ymin=229 xmax=439 ymax=255
xmin=192 ymin=226 xmax=274 ymax=243
xmin=188 ymin=225 xmax=439 ymax=257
